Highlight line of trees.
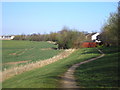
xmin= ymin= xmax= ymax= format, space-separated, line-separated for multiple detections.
xmin=13 ymin=27 xmax=90 ymax=49
xmin=100 ymin=2 xmax=120 ymax=46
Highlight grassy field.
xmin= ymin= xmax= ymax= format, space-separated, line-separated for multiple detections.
xmin=2 ymin=48 xmax=100 ymax=88
xmin=2 ymin=41 xmax=119 ymax=88
xmin=2 ymin=40 xmax=62 ymax=70
xmin=75 ymin=46 xmax=119 ymax=88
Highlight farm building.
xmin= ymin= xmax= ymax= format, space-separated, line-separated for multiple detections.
xmin=91 ymin=33 xmax=101 ymax=43
xmin=82 ymin=32 xmax=101 ymax=48
xmin=0 ymin=35 xmax=15 ymax=40
xmin=82 ymin=42 xmax=97 ymax=48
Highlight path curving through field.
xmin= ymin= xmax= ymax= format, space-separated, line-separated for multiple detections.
xmin=61 ymin=48 xmax=105 ymax=88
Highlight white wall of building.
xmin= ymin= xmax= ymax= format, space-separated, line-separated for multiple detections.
xmin=0 ymin=36 xmax=15 ymax=40
xmin=91 ymin=33 xmax=101 ymax=42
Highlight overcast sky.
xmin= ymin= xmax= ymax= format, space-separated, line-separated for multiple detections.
xmin=2 ymin=2 xmax=118 ymax=35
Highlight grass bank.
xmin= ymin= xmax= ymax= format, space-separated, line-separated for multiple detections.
xmin=3 ymin=48 xmax=100 ymax=88
xmin=75 ymin=46 xmax=119 ymax=88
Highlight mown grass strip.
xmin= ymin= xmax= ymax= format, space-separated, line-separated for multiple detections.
xmin=75 ymin=46 xmax=119 ymax=88
xmin=3 ymin=48 xmax=100 ymax=88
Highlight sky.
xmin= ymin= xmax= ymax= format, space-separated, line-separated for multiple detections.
xmin=2 ymin=2 xmax=118 ymax=35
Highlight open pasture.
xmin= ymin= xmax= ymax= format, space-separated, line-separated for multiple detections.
xmin=2 ymin=40 xmax=62 ymax=70
xmin=2 ymin=41 xmax=119 ymax=88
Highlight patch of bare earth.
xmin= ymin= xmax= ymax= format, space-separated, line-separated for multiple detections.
xmin=9 ymin=48 xmax=33 ymax=56
xmin=4 ymin=60 xmax=31 ymax=65
xmin=1 ymin=49 xmax=76 ymax=82
xmin=47 ymin=41 xmax=56 ymax=44
xmin=9 ymin=53 xmax=17 ymax=55
xmin=41 ymin=48 xmax=52 ymax=50
xmin=61 ymin=49 xmax=105 ymax=88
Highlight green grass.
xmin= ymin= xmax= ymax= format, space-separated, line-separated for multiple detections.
xmin=2 ymin=48 xmax=100 ymax=88
xmin=2 ymin=40 xmax=62 ymax=70
xmin=75 ymin=46 xmax=119 ymax=88
xmin=3 ymin=42 xmax=118 ymax=88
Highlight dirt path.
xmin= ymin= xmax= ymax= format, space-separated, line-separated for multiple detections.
xmin=61 ymin=49 xmax=105 ymax=88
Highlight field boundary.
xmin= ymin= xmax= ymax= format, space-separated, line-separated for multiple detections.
xmin=61 ymin=48 xmax=105 ymax=88
xmin=1 ymin=49 xmax=76 ymax=82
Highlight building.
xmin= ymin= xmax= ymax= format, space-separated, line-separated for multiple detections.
xmin=85 ymin=32 xmax=101 ymax=42
xmin=91 ymin=33 xmax=101 ymax=43
xmin=82 ymin=32 xmax=101 ymax=48
xmin=0 ymin=35 xmax=15 ymax=40
xmin=82 ymin=42 xmax=96 ymax=48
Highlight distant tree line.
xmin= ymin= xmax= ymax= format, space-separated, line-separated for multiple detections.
xmin=13 ymin=27 xmax=90 ymax=49
xmin=14 ymin=2 xmax=120 ymax=48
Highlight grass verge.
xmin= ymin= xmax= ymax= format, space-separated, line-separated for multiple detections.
xmin=75 ymin=46 xmax=119 ymax=88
